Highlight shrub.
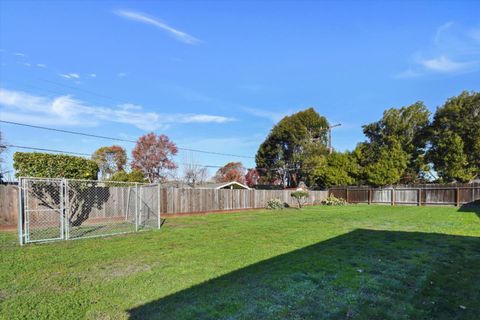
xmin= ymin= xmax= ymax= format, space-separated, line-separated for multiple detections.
xmin=109 ymin=170 xmax=146 ymax=183
xmin=266 ymin=198 xmax=284 ymax=210
xmin=13 ymin=152 xmax=98 ymax=180
xmin=321 ymin=195 xmax=347 ymax=206
xmin=291 ymin=190 xmax=309 ymax=208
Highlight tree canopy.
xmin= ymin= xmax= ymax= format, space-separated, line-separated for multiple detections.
xmin=92 ymin=145 xmax=127 ymax=179
xmin=427 ymin=91 xmax=480 ymax=182
xmin=360 ymin=102 xmax=430 ymax=184
xmin=109 ymin=170 xmax=146 ymax=183
xmin=303 ymin=151 xmax=360 ymax=188
xmin=245 ymin=168 xmax=260 ymax=187
xmin=256 ymin=108 xmax=329 ymax=187
xmin=214 ymin=162 xmax=246 ymax=184
xmin=131 ymin=133 xmax=178 ymax=183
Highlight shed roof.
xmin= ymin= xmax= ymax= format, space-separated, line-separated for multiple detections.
xmin=197 ymin=181 xmax=250 ymax=190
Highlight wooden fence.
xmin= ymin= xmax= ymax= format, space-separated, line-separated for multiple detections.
xmin=3 ymin=182 xmax=479 ymax=228
xmin=0 ymin=185 xmax=18 ymax=227
xmin=0 ymin=184 xmax=328 ymax=227
xmin=329 ymin=183 xmax=480 ymax=206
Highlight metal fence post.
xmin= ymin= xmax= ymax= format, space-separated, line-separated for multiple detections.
xmin=158 ymin=183 xmax=161 ymax=229
xmin=17 ymin=178 xmax=24 ymax=246
xmin=135 ymin=183 xmax=139 ymax=232
xmin=64 ymin=179 xmax=69 ymax=240
xmin=24 ymin=179 xmax=30 ymax=243
xmin=60 ymin=179 xmax=64 ymax=240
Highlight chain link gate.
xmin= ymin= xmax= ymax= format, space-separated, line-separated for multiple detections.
xmin=18 ymin=178 xmax=162 ymax=245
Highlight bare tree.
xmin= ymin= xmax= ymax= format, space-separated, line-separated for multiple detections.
xmin=183 ymin=155 xmax=208 ymax=188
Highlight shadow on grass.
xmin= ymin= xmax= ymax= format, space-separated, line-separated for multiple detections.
xmin=128 ymin=229 xmax=480 ymax=320
xmin=459 ymin=200 xmax=480 ymax=219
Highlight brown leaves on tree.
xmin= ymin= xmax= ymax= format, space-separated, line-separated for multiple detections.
xmin=214 ymin=162 xmax=246 ymax=184
xmin=245 ymin=168 xmax=260 ymax=187
xmin=131 ymin=133 xmax=178 ymax=183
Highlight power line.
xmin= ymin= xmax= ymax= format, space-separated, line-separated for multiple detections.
xmin=2 ymin=144 xmax=225 ymax=168
xmin=0 ymin=120 xmax=255 ymax=159
xmin=33 ymin=77 xmax=122 ymax=103
xmin=2 ymin=144 xmax=90 ymax=156
xmin=2 ymin=144 xmax=294 ymax=172
xmin=1 ymin=122 xmax=329 ymax=171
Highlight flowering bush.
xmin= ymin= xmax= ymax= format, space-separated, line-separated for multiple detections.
xmin=321 ymin=195 xmax=347 ymax=206
xmin=266 ymin=198 xmax=284 ymax=210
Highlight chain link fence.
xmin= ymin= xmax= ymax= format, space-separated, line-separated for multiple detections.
xmin=18 ymin=177 xmax=161 ymax=244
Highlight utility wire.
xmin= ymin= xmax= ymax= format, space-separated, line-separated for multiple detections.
xmin=0 ymin=79 xmax=254 ymax=159
xmin=0 ymin=120 xmax=255 ymax=159
xmin=2 ymin=144 xmax=224 ymax=169
xmin=0 ymin=122 xmax=322 ymax=171
xmin=1 ymin=144 xmax=294 ymax=172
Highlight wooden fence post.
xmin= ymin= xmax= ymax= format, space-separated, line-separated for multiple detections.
xmin=346 ymin=188 xmax=349 ymax=203
xmin=417 ymin=188 xmax=421 ymax=206
xmin=391 ymin=188 xmax=395 ymax=206
xmin=368 ymin=189 xmax=372 ymax=205
xmin=455 ymin=188 xmax=460 ymax=207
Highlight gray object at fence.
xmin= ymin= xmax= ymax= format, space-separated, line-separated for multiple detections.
xmin=18 ymin=177 xmax=161 ymax=245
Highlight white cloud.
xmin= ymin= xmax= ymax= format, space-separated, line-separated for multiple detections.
xmin=418 ymin=55 xmax=478 ymax=73
xmin=0 ymin=88 xmax=234 ymax=130
xmin=396 ymin=22 xmax=480 ymax=79
xmin=14 ymin=52 xmax=26 ymax=57
xmin=117 ymin=72 xmax=126 ymax=77
xmin=23 ymin=63 xmax=31 ymax=67
xmin=114 ymin=10 xmax=200 ymax=45
xmin=174 ymin=114 xmax=233 ymax=123
xmin=36 ymin=63 xmax=47 ymax=68
xmin=434 ymin=21 xmax=454 ymax=44
xmin=89 ymin=73 xmax=96 ymax=78
xmin=59 ymin=73 xmax=80 ymax=80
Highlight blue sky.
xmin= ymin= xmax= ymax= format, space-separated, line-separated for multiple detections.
xmin=1 ymin=1 xmax=479 ymax=179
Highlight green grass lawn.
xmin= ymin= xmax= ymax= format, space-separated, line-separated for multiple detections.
xmin=1 ymin=205 xmax=479 ymax=319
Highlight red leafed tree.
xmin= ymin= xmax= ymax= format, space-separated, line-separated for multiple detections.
xmin=131 ymin=133 xmax=178 ymax=183
xmin=245 ymin=168 xmax=260 ymax=187
xmin=214 ymin=162 xmax=246 ymax=184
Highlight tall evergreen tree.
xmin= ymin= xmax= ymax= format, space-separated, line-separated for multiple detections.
xmin=255 ymin=108 xmax=329 ymax=187
xmin=427 ymin=91 xmax=480 ymax=182
xmin=362 ymin=102 xmax=430 ymax=183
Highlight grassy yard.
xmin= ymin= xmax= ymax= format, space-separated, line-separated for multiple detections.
xmin=1 ymin=205 xmax=479 ymax=319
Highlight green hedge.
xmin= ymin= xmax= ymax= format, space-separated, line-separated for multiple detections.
xmin=13 ymin=152 xmax=98 ymax=180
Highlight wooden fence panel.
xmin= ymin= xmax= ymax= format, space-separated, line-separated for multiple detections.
xmin=372 ymin=189 xmax=391 ymax=203
xmin=330 ymin=188 xmax=347 ymax=200
xmin=425 ymin=188 xmax=455 ymax=205
xmin=0 ymin=185 xmax=18 ymax=226
xmin=394 ymin=189 xmax=418 ymax=204
xmin=348 ymin=189 xmax=368 ymax=203
xmin=331 ymin=184 xmax=480 ymax=207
